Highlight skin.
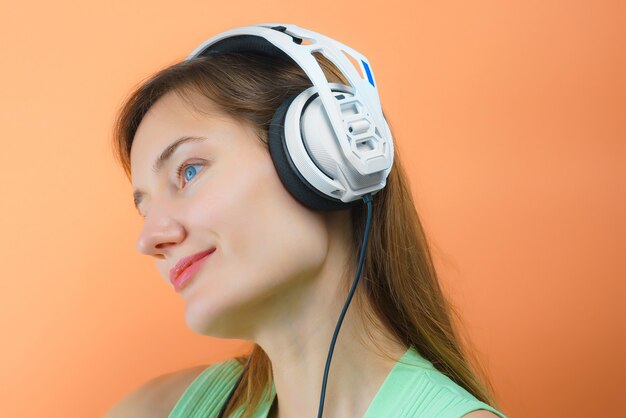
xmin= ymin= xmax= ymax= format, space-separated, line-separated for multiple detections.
xmin=130 ymin=89 xmax=409 ymax=418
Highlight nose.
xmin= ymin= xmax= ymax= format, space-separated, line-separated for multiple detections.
xmin=135 ymin=207 xmax=186 ymax=257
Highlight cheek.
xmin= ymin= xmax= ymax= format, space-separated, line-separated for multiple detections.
xmin=240 ymin=162 xmax=329 ymax=284
xmin=218 ymin=156 xmax=329 ymax=285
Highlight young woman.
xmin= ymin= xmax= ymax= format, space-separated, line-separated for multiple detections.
xmin=108 ymin=24 xmax=507 ymax=418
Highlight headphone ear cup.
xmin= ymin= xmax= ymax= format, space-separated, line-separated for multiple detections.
xmin=268 ymin=92 xmax=361 ymax=211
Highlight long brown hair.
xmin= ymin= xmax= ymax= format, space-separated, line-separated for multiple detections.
xmin=111 ymin=50 xmax=502 ymax=417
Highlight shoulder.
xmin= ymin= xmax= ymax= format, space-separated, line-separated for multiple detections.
xmin=403 ymin=366 xmax=507 ymax=418
xmin=143 ymin=364 xmax=215 ymax=412
xmin=461 ymin=411 xmax=502 ymax=417
xmin=103 ymin=364 xmax=211 ymax=418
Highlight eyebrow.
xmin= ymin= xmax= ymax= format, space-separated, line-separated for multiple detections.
xmin=133 ymin=135 xmax=208 ymax=211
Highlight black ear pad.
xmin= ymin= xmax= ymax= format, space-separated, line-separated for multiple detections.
xmin=268 ymin=93 xmax=363 ymax=212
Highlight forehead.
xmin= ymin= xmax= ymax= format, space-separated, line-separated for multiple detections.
xmin=131 ymin=91 xmax=215 ymax=161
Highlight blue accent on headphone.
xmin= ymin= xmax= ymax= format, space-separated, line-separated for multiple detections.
xmin=362 ymin=60 xmax=375 ymax=87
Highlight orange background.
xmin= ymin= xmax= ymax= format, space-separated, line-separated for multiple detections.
xmin=0 ymin=1 xmax=624 ymax=417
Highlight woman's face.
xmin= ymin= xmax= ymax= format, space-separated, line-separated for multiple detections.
xmin=130 ymin=90 xmax=346 ymax=338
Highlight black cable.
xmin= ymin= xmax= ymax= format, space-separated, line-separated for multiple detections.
xmin=316 ymin=193 xmax=374 ymax=418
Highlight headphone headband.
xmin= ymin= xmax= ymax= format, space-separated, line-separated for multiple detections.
xmin=184 ymin=23 xmax=392 ymax=177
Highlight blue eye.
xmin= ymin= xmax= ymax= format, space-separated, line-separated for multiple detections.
xmin=175 ymin=162 xmax=204 ymax=188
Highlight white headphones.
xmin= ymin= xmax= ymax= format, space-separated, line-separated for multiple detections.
xmin=184 ymin=23 xmax=394 ymax=211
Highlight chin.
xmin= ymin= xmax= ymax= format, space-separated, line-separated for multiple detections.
xmin=183 ymin=297 xmax=251 ymax=340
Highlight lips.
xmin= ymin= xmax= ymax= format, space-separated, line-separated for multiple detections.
xmin=169 ymin=247 xmax=216 ymax=284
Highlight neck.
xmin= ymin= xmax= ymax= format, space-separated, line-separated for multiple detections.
xmin=256 ymin=285 xmax=408 ymax=418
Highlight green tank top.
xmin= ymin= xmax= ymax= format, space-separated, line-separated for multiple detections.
xmin=168 ymin=346 xmax=507 ymax=418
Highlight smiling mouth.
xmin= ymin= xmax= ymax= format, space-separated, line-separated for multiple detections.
xmin=170 ymin=247 xmax=217 ymax=288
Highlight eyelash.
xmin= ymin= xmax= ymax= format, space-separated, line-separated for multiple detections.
xmin=175 ymin=161 xmax=205 ymax=188
xmin=139 ymin=160 xmax=204 ymax=219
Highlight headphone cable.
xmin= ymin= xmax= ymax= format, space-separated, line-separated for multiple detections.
xmin=316 ymin=192 xmax=374 ymax=418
